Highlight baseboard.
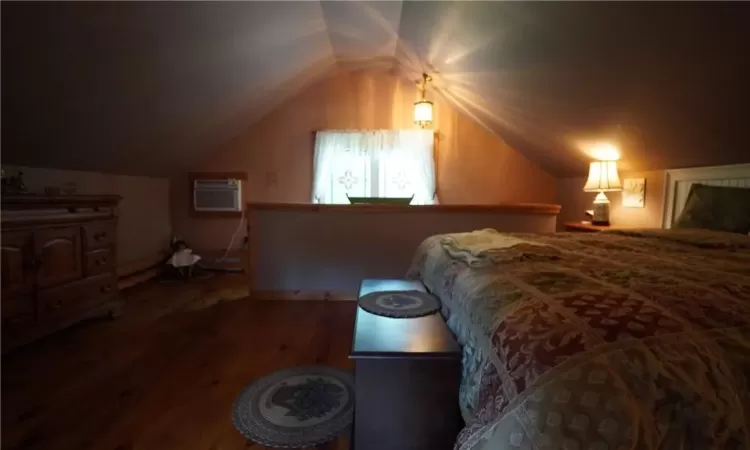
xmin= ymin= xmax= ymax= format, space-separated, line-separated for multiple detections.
xmin=116 ymin=252 xmax=167 ymax=278
xmin=251 ymin=290 xmax=357 ymax=301
xmin=117 ymin=252 xmax=166 ymax=290
xmin=118 ymin=266 xmax=162 ymax=290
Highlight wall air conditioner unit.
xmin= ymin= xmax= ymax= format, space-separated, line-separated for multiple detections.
xmin=193 ymin=179 xmax=242 ymax=212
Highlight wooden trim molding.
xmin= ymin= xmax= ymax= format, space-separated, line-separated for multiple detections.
xmin=2 ymin=210 xmax=116 ymax=228
xmin=118 ymin=267 xmax=162 ymax=290
xmin=252 ymin=290 xmax=357 ymax=302
xmin=246 ymin=202 xmax=561 ymax=215
xmin=246 ymin=211 xmax=256 ymax=295
xmin=189 ymin=172 xmax=248 ymax=181
xmin=117 ymin=252 xmax=167 ymax=290
xmin=190 ymin=210 xmax=244 ymax=219
xmin=1 ymin=194 xmax=120 ymax=228
xmin=1 ymin=194 xmax=122 ymax=209
xmin=116 ymin=252 xmax=167 ymax=278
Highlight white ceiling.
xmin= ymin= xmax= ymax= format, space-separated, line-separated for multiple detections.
xmin=3 ymin=2 xmax=749 ymax=176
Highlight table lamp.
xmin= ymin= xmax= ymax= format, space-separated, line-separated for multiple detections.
xmin=583 ymin=160 xmax=622 ymax=225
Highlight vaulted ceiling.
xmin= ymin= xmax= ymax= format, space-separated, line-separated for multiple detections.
xmin=3 ymin=1 xmax=749 ymax=177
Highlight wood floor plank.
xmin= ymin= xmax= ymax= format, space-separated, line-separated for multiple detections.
xmin=2 ymin=276 xmax=357 ymax=450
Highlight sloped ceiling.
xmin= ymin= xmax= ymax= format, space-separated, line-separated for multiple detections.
xmin=3 ymin=1 xmax=749 ymax=177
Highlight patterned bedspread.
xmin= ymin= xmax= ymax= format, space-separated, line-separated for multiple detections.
xmin=407 ymin=228 xmax=750 ymax=450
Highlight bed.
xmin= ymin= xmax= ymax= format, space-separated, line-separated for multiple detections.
xmin=406 ymin=165 xmax=750 ymax=449
xmin=407 ymin=228 xmax=750 ymax=449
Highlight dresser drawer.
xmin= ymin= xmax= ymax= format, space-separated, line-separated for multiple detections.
xmin=38 ymin=274 xmax=116 ymax=318
xmin=82 ymin=221 xmax=115 ymax=251
xmin=84 ymin=248 xmax=114 ymax=277
xmin=1 ymin=295 xmax=35 ymax=329
xmin=1 ymin=295 xmax=36 ymax=351
xmin=35 ymin=226 xmax=83 ymax=288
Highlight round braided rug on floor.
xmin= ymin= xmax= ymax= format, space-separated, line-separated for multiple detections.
xmin=232 ymin=366 xmax=354 ymax=448
xmin=358 ymin=290 xmax=441 ymax=318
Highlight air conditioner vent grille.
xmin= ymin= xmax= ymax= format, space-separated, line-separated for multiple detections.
xmin=193 ymin=178 xmax=242 ymax=212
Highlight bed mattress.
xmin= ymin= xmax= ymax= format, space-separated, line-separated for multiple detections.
xmin=408 ymin=228 xmax=750 ymax=450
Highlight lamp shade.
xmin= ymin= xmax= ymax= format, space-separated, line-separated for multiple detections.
xmin=583 ymin=160 xmax=622 ymax=192
xmin=413 ymin=100 xmax=433 ymax=128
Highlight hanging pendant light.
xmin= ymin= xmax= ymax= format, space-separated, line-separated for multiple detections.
xmin=413 ymin=73 xmax=433 ymax=128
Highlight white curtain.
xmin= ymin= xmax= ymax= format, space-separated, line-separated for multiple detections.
xmin=312 ymin=130 xmax=436 ymax=205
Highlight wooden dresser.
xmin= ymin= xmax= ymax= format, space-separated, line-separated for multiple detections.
xmin=1 ymin=194 xmax=124 ymax=352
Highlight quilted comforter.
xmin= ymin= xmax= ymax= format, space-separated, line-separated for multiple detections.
xmin=407 ymin=228 xmax=750 ymax=450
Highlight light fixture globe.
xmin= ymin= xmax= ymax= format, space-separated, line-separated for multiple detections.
xmin=413 ymin=100 xmax=433 ymax=128
xmin=413 ymin=73 xmax=433 ymax=128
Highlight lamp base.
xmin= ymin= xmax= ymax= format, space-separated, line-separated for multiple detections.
xmin=591 ymin=191 xmax=611 ymax=225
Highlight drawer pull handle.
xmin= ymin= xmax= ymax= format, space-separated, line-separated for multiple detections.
xmin=101 ymin=286 xmax=112 ymax=293
xmin=96 ymin=258 xmax=107 ymax=266
xmin=94 ymin=232 xmax=107 ymax=241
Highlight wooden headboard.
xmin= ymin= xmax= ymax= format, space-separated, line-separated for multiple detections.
xmin=662 ymin=163 xmax=750 ymax=228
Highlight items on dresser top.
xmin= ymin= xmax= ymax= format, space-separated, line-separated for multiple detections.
xmin=1 ymin=194 xmax=123 ymax=352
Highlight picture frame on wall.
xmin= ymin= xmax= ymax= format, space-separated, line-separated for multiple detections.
xmin=622 ymin=178 xmax=646 ymax=208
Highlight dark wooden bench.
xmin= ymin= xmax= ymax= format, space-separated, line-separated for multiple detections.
xmin=350 ymin=279 xmax=462 ymax=450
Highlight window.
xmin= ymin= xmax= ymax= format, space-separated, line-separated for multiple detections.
xmin=311 ymin=130 xmax=436 ymax=204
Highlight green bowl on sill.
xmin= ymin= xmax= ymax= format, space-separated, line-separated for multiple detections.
xmin=346 ymin=195 xmax=414 ymax=205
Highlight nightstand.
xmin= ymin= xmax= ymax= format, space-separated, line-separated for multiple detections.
xmin=564 ymin=221 xmax=628 ymax=232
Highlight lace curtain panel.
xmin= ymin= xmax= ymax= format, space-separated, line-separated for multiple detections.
xmin=311 ymin=130 xmax=437 ymax=205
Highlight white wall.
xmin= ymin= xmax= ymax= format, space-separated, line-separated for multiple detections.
xmin=556 ymin=169 xmax=666 ymax=230
xmin=4 ymin=165 xmax=172 ymax=271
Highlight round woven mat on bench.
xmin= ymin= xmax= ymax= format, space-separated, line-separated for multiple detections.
xmin=358 ymin=290 xmax=441 ymax=318
xmin=232 ymin=365 xmax=354 ymax=448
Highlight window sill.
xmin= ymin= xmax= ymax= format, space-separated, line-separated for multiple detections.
xmin=246 ymin=202 xmax=561 ymax=215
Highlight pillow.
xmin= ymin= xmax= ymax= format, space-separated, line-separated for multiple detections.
xmin=673 ymin=184 xmax=750 ymax=234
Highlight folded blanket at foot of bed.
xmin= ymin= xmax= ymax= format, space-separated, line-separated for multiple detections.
xmin=440 ymin=229 xmax=560 ymax=267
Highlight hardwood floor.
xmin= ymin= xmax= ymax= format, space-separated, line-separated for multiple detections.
xmin=2 ymin=275 xmax=357 ymax=450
